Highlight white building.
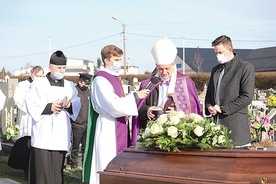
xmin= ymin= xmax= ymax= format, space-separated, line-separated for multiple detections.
xmin=13 ymin=58 xmax=94 ymax=76
xmin=119 ymin=65 xmax=139 ymax=75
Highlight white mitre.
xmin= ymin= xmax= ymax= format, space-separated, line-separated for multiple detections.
xmin=151 ymin=37 xmax=177 ymax=65
xmin=151 ymin=37 xmax=177 ymax=95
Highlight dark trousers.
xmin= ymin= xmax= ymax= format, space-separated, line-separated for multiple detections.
xmin=28 ymin=147 xmax=66 ymax=184
xmin=71 ymin=123 xmax=87 ymax=165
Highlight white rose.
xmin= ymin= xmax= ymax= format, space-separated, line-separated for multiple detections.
xmin=142 ymin=127 xmax=151 ymax=139
xmin=210 ymin=122 xmax=216 ymax=126
xmin=169 ymin=115 xmax=180 ymax=125
xmin=218 ymin=135 xmax=225 ymax=144
xmin=189 ymin=113 xmax=204 ymax=122
xmin=176 ymin=111 xmax=185 ymax=118
xmin=167 ymin=126 xmax=178 ymax=138
xmin=156 ymin=114 xmax=168 ymax=126
xmin=150 ymin=123 xmax=163 ymax=134
xmin=193 ymin=125 xmax=204 ymax=137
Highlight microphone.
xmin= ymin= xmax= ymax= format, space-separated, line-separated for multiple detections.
xmin=145 ymin=76 xmax=159 ymax=89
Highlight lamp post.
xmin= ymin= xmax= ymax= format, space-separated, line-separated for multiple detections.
xmin=112 ymin=16 xmax=127 ymax=75
xmin=182 ymin=36 xmax=185 ymax=74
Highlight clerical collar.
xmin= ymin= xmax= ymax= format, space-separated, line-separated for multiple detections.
xmin=46 ymin=72 xmax=64 ymax=87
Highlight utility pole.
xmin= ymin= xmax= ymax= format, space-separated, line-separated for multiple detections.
xmin=112 ymin=16 xmax=127 ymax=75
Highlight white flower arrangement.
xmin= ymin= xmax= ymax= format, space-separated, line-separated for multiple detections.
xmin=135 ymin=111 xmax=234 ymax=152
xmin=4 ymin=124 xmax=19 ymax=140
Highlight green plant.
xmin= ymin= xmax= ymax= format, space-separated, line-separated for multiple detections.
xmin=4 ymin=125 xmax=19 ymax=140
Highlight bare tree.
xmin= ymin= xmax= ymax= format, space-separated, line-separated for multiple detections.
xmin=193 ymin=47 xmax=204 ymax=73
xmin=97 ymin=58 xmax=102 ymax=69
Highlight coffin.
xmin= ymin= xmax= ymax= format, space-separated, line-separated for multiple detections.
xmin=99 ymin=146 xmax=276 ymax=184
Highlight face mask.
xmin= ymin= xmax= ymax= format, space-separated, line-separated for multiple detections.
xmin=216 ymin=53 xmax=229 ymax=64
xmin=110 ymin=61 xmax=121 ymax=73
xmin=54 ymin=72 xmax=64 ymax=80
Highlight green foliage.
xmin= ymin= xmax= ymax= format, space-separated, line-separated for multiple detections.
xmin=4 ymin=125 xmax=19 ymax=140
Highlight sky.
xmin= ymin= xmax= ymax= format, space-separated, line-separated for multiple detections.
xmin=1 ymin=0 xmax=276 ymax=74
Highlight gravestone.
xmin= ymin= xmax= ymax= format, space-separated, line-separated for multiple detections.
xmin=7 ymin=78 xmax=18 ymax=98
xmin=1 ymin=97 xmax=17 ymax=140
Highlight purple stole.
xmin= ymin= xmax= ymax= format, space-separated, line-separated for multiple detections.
xmin=95 ymin=71 xmax=128 ymax=155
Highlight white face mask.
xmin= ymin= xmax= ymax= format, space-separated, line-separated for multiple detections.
xmin=110 ymin=61 xmax=121 ymax=73
xmin=216 ymin=53 xmax=229 ymax=64
xmin=54 ymin=72 xmax=64 ymax=80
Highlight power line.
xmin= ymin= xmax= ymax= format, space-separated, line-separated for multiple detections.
xmin=1 ymin=32 xmax=276 ymax=59
xmin=0 ymin=34 xmax=119 ymax=59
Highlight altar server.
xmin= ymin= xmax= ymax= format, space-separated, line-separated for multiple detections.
xmin=8 ymin=66 xmax=44 ymax=180
xmin=26 ymin=50 xmax=81 ymax=184
xmin=83 ymin=45 xmax=149 ymax=184
xmin=0 ymin=89 xmax=6 ymax=151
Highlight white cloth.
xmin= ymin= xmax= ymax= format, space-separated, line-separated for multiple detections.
xmin=13 ymin=80 xmax=32 ymax=138
xmin=26 ymin=77 xmax=81 ymax=151
xmin=0 ymin=89 xmax=5 ymax=111
xmin=0 ymin=89 xmax=6 ymax=151
xmin=151 ymin=37 xmax=177 ymax=65
xmin=89 ymin=68 xmax=138 ymax=184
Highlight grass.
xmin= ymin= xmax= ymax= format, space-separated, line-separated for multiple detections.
xmin=0 ymin=155 xmax=82 ymax=184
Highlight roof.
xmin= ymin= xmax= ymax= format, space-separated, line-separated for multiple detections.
xmin=177 ymin=47 xmax=252 ymax=73
xmin=245 ymin=47 xmax=276 ymax=72
xmin=177 ymin=46 xmax=276 ymax=73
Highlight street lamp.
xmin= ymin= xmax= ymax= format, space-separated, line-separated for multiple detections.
xmin=112 ymin=16 xmax=127 ymax=75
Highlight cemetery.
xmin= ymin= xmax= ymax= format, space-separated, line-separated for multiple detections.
xmin=0 ymin=72 xmax=276 ymax=183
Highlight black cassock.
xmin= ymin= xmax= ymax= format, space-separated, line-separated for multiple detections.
xmin=8 ymin=136 xmax=31 ymax=171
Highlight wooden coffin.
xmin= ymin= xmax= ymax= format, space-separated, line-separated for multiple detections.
xmin=99 ymin=146 xmax=276 ymax=184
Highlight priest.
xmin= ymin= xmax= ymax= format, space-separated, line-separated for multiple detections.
xmin=26 ymin=50 xmax=81 ymax=184
xmin=132 ymin=37 xmax=202 ymax=144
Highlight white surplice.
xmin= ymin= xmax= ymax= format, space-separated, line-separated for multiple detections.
xmin=89 ymin=68 xmax=138 ymax=184
xmin=13 ymin=80 xmax=32 ymax=138
xmin=0 ymin=89 xmax=6 ymax=151
xmin=26 ymin=77 xmax=81 ymax=151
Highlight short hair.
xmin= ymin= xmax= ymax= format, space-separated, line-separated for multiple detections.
xmin=212 ymin=35 xmax=233 ymax=49
xmin=101 ymin=45 xmax=123 ymax=62
xmin=31 ymin=65 xmax=44 ymax=75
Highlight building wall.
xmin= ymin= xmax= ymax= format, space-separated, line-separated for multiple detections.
xmin=13 ymin=58 xmax=94 ymax=76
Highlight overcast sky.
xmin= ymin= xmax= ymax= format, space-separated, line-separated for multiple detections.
xmin=1 ymin=0 xmax=276 ymax=74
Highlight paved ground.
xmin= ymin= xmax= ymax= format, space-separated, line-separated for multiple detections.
xmin=0 ymin=178 xmax=20 ymax=184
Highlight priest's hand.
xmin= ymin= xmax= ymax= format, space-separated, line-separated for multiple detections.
xmin=136 ymin=89 xmax=150 ymax=99
xmin=147 ymin=106 xmax=157 ymax=120
xmin=51 ymin=99 xmax=63 ymax=114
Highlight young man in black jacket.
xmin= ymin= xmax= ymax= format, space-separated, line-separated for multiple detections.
xmin=205 ymin=35 xmax=255 ymax=147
